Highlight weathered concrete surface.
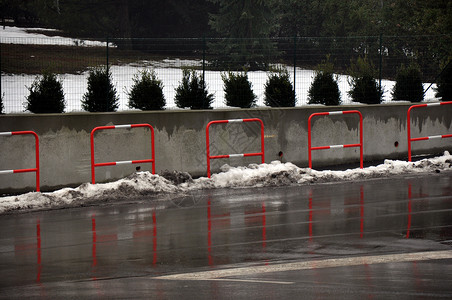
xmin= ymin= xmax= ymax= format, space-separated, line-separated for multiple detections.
xmin=1 ymin=103 xmax=451 ymax=192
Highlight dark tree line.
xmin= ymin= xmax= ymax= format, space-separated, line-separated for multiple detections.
xmin=1 ymin=0 xmax=217 ymax=38
xmin=2 ymin=0 xmax=449 ymax=38
xmin=1 ymin=0 xmax=450 ymax=75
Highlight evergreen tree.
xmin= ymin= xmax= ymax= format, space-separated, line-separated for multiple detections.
xmin=308 ymin=57 xmax=341 ymax=106
xmin=175 ymin=69 xmax=214 ymax=109
xmin=0 ymin=94 xmax=4 ymax=114
xmin=392 ymin=64 xmax=424 ymax=102
xmin=222 ymin=72 xmax=256 ymax=108
xmin=435 ymin=62 xmax=452 ymax=101
xmin=348 ymin=57 xmax=383 ymax=104
xmin=82 ymin=67 xmax=119 ymax=112
xmin=128 ymin=70 xmax=165 ymax=110
xmin=264 ymin=69 xmax=296 ymax=107
xmin=208 ymin=0 xmax=278 ymax=70
xmin=308 ymin=73 xmax=341 ymax=106
xmin=24 ymin=73 xmax=66 ymax=113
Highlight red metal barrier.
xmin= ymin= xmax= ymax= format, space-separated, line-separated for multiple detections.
xmin=206 ymin=118 xmax=265 ymax=178
xmin=407 ymin=101 xmax=452 ymax=161
xmin=308 ymin=110 xmax=363 ymax=169
xmin=0 ymin=131 xmax=40 ymax=191
xmin=90 ymin=124 xmax=155 ymax=184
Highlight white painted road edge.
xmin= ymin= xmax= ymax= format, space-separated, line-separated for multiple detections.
xmin=154 ymin=250 xmax=452 ymax=282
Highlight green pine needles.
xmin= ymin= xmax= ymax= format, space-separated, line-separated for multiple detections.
xmin=435 ymin=62 xmax=452 ymax=101
xmin=0 ymin=94 xmax=4 ymax=114
xmin=392 ymin=64 xmax=424 ymax=103
xmin=82 ymin=67 xmax=119 ymax=112
xmin=222 ymin=72 xmax=256 ymax=108
xmin=25 ymin=73 xmax=66 ymax=113
xmin=175 ymin=69 xmax=214 ymax=109
xmin=128 ymin=70 xmax=166 ymax=110
xmin=348 ymin=57 xmax=383 ymax=104
xmin=264 ymin=69 xmax=296 ymax=107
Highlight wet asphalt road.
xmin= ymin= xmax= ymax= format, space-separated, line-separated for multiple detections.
xmin=0 ymin=172 xmax=451 ymax=299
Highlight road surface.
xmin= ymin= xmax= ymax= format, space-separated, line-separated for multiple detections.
xmin=0 ymin=171 xmax=451 ymax=299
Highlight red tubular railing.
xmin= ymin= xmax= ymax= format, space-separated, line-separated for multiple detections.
xmin=407 ymin=101 xmax=452 ymax=161
xmin=90 ymin=124 xmax=155 ymax=184
xmin=308 ymin=110 xmax=363 ymax=169
xmin=206 ymin=118 xmax=265 ymax=178
xmin=0 ymin=131 xmax=40 ymax=191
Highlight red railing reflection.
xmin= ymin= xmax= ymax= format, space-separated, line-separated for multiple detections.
xmin=245 ymin=204 xmax=267 ymax=249
xmin=309 ymin=186 xmax=364 ymax=240
xmin=132 ymin=210 xmax=158 ymax=266
xmin=207 ymin=199 xmax=267 ymax=266
xmin=14 ymin=219 xmax=41 ymax=283
xmin=407 ymin=184 xmax=412 ymax=239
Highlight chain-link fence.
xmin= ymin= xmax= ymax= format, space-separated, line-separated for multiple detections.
xmin=1 ymin=29 xmax=450 ymax=113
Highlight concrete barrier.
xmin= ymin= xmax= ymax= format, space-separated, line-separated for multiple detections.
xmin=1 ymin=103 xmax=451 ymax=193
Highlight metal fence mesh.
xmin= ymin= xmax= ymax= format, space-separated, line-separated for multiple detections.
xmin=1 ymin=32 xmax=450 ymax=113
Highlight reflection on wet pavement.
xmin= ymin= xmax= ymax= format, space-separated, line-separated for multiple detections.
xmin=0 ymin=172 xmax=451 ymax=298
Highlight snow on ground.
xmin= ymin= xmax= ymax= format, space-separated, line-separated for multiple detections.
xmin=0 ymin=26 xmax=111 ymax=47
xmin=1 ymin=152 xmax=451 ymax=214
xmin=0 ymin=26 xmax=439 ymax=113
xmin=0 ymin=61 xmax=439 ymax=113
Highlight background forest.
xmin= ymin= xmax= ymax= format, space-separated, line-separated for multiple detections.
xmin=1 ymin=0 xmax=450 ymax=39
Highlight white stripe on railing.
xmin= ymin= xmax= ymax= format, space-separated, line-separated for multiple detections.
xmin=329 ymin=111 xmax=344 ymax=115
xmin=115 ymin=125 xmax=132 ymax=129
xmin=229 ymin=154 xmax=245 ymax=158
xmin=427 ymin=102 xmax=441 ymax=107
xmin=0 ymin=132 xmax=13 ymax=136
xmin=330 ymin=145 xmax=344 ymax=149
xmin=116 ymin=160 xmax=133 ymax=165
xmin=428 ymin=135 xmax=443 ymax=140
xmin=228 ymin=119 xmax=244 ymax=123
xmin=0 ymin=170 xmax=14 ymax=175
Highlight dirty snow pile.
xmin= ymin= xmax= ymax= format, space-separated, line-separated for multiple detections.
xmin=1 ymin=152 xmax=451 ymax=214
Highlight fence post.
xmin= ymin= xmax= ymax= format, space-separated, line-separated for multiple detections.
xmin=0 ymin=42 xmax=2 ymax=102
xmin=106 ymin=36 xmax=109 ymax=72
xmin=379 ymin=34 xmax=383 ymax=90
xmin=0 ymin=131 xmax=40 ymax=191
xmin=202 ymin=36 xmax=206 ymax=83
xmin=90 ymin=124 xmax=156 ymax=184
xmin=308 ymin=110 xmax=363 ymax=169
xmin=293 ymin=36 xmax=297 ymax=99
xmin=206 ymin=118 xmax=265 ymax=178
xmin=407 ymin=101 xmax=452 ymax=161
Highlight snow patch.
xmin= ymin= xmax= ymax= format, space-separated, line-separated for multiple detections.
xmin=0 ymin=26 xmax=111 ymax=47
xmin=1 ymin=152 xmax=451 ymax=214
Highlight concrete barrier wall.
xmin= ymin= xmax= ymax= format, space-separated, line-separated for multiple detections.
xmin=1 ymin=103 xmax=451 ymax=193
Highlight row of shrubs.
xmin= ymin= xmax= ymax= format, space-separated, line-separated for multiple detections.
xmin=308 ymin=57 xmax=451 ymax=106
xmin=1 ymin=57 xmax=450 ymax=114
xmin=18 ymin=67 xmax=296 ymax=113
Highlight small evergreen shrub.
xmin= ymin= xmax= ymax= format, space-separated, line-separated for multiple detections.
xmin=392 ymin=64 xmax=424 ymax=102
xmin=128 ymin=70 xmax=166 ymax=110
xmin=222 ymin=72 xmax=256 ymax=108
xmin=0 ymin=94 xmax=4 ymax=114
xmin=308 ymin=72 xmax=341 ymax=106
xmin=82 ymin=67 xmax=119 ymax=112
xmin=24 ymin=73 xmax=65 ymax=113
xmin=348 ymin=57 xmax=383 ymax=104
xmin=175 ymin=69 xmax=214 ymax=109
xmin=435 ymin=62 xmax=452 ymax=101
xmin=264 ymin=69 xmax=296 ymax=107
